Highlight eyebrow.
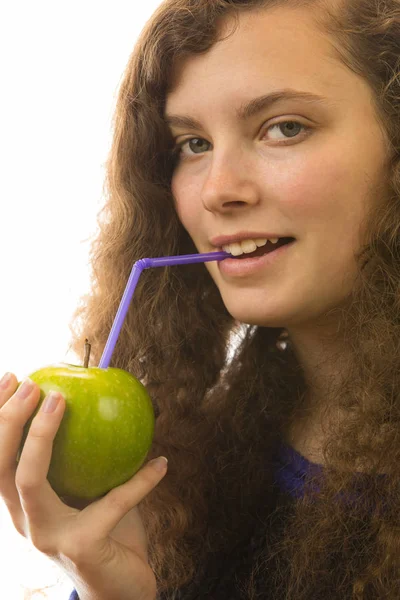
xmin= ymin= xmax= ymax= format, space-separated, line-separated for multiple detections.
xmin=164 ymin=89 xmax=332 ymax=130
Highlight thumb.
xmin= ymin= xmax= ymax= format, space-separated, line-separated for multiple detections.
xmin=81 ymin=457 xmax=168 ymax=540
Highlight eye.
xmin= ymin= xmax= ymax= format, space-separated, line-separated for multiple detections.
xmin=175 ymin=137 xmax=211 ymax=157
xmin=266 ymin=120 xmax=308 ymax=142
xmin=171 ymin=120 xmax=310 ymax=160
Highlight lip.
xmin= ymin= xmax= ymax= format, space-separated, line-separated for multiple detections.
xmin=218 ymin=239 xmax=296 ymax=277
xmin=210 ymin=231 xmax=295 ymax=249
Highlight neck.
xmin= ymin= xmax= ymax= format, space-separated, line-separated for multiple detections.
xmin=282 ymin=323 xmax=349 ymax=463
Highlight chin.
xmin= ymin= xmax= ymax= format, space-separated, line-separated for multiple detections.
xmin=224 ymin=306 xmax=287 ymax=328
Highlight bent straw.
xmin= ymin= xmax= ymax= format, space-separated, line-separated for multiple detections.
xmin=99 ymin=251 xmax=231 ymax=368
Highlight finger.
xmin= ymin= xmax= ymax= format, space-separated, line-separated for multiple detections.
xmin=0 ymin=372 xmax=19 ymax=407
xmin=0 ymin=378 xmax=41 ymax=522
xmin=81 ymin=456 xmax=168 ymax=541
xmin=16 ymin=391 xmax=68 ymax=521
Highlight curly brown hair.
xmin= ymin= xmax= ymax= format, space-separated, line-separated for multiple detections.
xmin=67 ymin=0 xmax=400 ymax=597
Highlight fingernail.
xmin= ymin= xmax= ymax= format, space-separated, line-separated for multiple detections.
xmin=42 ymin=391 xmax=61 ymax=413
xmin=0 ymin=372 xmax=12 ymax=389
xmin=151 ymin=456 xmax=168 ymax=473
xmin=17 ymin=378 xmax=35 ymax=399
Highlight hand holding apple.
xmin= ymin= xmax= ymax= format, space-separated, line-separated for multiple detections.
xmin=0 ymin=367 xmax=166 ymax=600
xmin=18 ymin=341 xmax=155 ymax=500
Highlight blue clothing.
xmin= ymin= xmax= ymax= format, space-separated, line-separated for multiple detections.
xmin=273 ymin=442 xmax=387 ymax=512
xmin=272 ymin=441 xmax=324 ymax=498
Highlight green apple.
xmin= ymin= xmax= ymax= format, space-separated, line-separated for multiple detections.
xmin=18 ymin=363 xmax=155 ymax=500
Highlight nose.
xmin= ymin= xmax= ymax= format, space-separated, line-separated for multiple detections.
xmin=201 ymin=151 xmax=261 ymax=213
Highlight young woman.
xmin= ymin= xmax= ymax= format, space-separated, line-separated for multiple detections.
xmin=1 ymin=0 xmax=399 ymax=598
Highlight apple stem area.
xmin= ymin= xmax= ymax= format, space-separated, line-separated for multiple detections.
xmin=84 ymin=339 xmax=91 ymax=368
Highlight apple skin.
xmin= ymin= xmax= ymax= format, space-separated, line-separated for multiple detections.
xmin=18 ymin=363 xmax=155 ymax=500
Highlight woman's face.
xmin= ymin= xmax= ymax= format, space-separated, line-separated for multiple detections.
xmin=164 ymin=6 xmax=389 ymax=328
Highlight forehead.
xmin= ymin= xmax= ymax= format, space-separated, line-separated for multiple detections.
xmin=165 ymin=6 xmax=349 ymax=113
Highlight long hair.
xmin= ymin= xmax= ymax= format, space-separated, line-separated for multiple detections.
xmin=68 ymin=0 xmax=400 ymax=597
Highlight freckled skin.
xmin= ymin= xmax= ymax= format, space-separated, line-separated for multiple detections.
xmin=18 ymin=364 xmax=155 ymax=499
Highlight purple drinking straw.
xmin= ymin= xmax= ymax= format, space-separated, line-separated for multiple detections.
xmin=99 ymin=251 xmax=231 ymax=369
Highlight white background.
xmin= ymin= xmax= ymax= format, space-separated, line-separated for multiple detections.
xmin=0 ymin=2 xmax=165 ymax=598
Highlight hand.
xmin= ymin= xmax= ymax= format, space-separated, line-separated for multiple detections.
xmin=0 ymin=373 xmax=167 ymax=600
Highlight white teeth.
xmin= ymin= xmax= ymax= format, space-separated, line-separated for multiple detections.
xmin=222 ymin=237 xmax=279 ymax=256
xmin=239 ymin=239 xmax=257 ymax=253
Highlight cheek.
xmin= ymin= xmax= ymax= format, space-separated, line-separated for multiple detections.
xmin=277 ymin=154 xmax=371 ymax=284
xmin=273 ymin=153 xmax=360 ymax=227
xmin=171 ymin=171 xmax=200 ymax=229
